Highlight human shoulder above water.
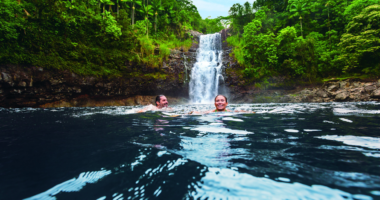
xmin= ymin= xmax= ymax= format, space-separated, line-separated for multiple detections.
xmin=137 ymin=95 xmax=172 ymax=113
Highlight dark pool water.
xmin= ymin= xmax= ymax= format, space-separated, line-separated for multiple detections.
xmin=1 ymin=102 xmax=380 ymax=200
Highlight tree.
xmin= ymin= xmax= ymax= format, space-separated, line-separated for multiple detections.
xmin=124 ymin=0 xmax=142 ymax=28
xmin=138 ymin=3 xmax=153 ymax=36
xmin=100 ymin=0 xmax=114 ymax=19
xmin=151 ymin=0 xmax=164 ymax=35
xmin=337 ymin=4 xmax=380 ymax=73
xmin=344 ymin=0 xmax=380 ymax=20
xmin=288 ymin=0 xmax=309 ymax=37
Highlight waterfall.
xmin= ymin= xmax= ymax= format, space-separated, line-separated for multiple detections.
xmin=189 ymin=33 xmax=224 ymax=103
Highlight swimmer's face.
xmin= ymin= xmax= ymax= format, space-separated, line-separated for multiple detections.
xmin=157 ymin=96 xmax=168 ymax=109
xmin=214 ymin=95 xmax=228 ymax=111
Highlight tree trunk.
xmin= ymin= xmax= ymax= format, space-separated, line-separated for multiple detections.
xmin=300 ymin=18 xmax=303 ymax=38
xmin=98 ymin=1 xmax=101 ymax=14
xmin=132 ymin=4 xmax=135 ymax=28
xmin=117 ymin=0 xmax=119 ymax=20
xmin=155 ymin=14 xmax=157 ymax=35
xmin=328 ymin=7 xmax=332 ymax=50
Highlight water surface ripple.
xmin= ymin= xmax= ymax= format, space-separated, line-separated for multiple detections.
xmin=0 ymin=102 xmax=380 ymax=200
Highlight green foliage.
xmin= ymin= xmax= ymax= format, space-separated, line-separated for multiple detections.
xmin=344 ymin=0 xmax=380 ymax=20
xmin=0 ymin=0 xmax=216 ymax=77
xmin=0 ymin=0 xmax=25 ymax=41
xmin=243 ymin=20 xmax=278 ymax=79
xmin=227 ymin=0 xmax=380 ymax=82
xmin=337 ymin=4 xmax=380 ymax=74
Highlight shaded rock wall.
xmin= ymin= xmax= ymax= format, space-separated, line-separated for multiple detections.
xmin=0 ymin=39 xmax=199 ymax=108
xmin=282 ymin=80 xmax=380 ymax=103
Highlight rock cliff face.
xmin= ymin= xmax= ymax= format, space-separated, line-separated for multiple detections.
xmin=281 ymin=80 xmax=380 ymax=103
xmin=0 ymin=35 xmax=200 ymax=108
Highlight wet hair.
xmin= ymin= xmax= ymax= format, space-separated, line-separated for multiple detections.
xmin=214 ymin=95 xmax=228 ymax=103
xmin=155 ymin=95 xmax=165 ymax=106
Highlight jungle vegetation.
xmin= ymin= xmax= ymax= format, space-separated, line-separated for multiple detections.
xmin=0 ymin=0 xmax=223 ymax=76
xmin=226 ymin=0 xmax=380 ymax=83
xmin=1 ymin=0 xmax=378 ymax=82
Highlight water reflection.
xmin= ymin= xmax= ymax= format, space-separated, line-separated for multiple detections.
xmin=1 ymin=102 xmax=380 ymax=199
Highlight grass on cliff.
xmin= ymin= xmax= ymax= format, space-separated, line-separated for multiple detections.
xmin=322 ymin=74 xmax=376 ymax=82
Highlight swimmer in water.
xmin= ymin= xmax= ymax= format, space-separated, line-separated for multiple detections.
xmin=137 ymin=95 xmax=170 ymax=113
xmin=211 ymin=94 xmax=231 ymax=112
xmin=188 ymin=95 xmax=255 ymax=114
xmin=155 ymin=95 xmax=169 ymax=109
xmin=188 ymin=95 xmax=230 ymax=114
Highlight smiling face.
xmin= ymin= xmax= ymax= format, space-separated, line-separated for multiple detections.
xmin=214 ymin=95 xmax=228 ymax=111
xmin=156 ymin=96 xmax=168 ymax=109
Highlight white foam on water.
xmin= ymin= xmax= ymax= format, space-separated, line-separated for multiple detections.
xmin=339 ymin=118 xmax=353 ymax=123
xmin=334 ymin=108 xmax=380 ymax=114
xmin=191 ymin=167 xmax=369 ymax=200
xmin=323 ymin=120 xmax=338 ymax=124
xmin=304 ymin=129 xmax=322 ymax=132
xmin=24 ymin=170 xmax=112 ymax=200
xmin=284 ymin=129 xmax=299 ymax=133
xmin=191 ymin=126 xmax=253 ymax=135
xmin=316 ymin=135 xmax=380 ymax=149
xmin=222 ymin=117 xmax=244 ymax=122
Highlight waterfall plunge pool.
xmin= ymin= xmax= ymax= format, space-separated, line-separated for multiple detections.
xmin=1 ymin=102 xmax=380 ymax=200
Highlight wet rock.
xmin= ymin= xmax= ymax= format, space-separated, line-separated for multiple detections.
xmin=316 ymin=90 xmax=328 ymax=98
xmin=29 ymin=77 xmax=33 ymax=87
xmin=335 ymin=91 xmax=349 ymax=101
xmin=0 ymin=89 xmax=3 ymax=94
xmin=323 ymin=98 xmax=332 ymax=102
xmin=279 ymin=95 xmax=291 ymax=102
xmin=352 ymin=82 xmax=361 ymax=87
xmin=162 ymin=62 xmax=168 ymax=69
xmin=1 ymin=72 xmax=13 ymax=85
xmin=105 ymin=83 xmax=112 ymax=90
xmin=300 ymin=89 xmax=311 ymax=95
xmin=349 ymin=92 xmax=360 ymax=100
xmin=350 ymin=87 xmax=364 ymax=93
xmin=377 ymin=79 xmax=380 ymax=87
xmin=18 ymin=81 xmax=27 ymax=87
xmin=327 ymin=84 xmax=339 ymax=94
xmin=82 ymin=77 xmax=96 ymax=86
xmin=312 ymin=97 xmax=323 ymax=102
xmin=11 ymin=89 xmax=22 ymax=94
xmin=95 ymin=82 xmax=104 ymax=88
xmin=17 ymin=101 xmax=37 ymax=106
xmin=188 ymin=30 xmax=203 ymax=43
xmin=73 ymin=87 xmax=82 ymax=94
xmin=339 ymin=81 xmax=349 ymax=88
xmin=372 ymin=89 xmax=380 ymax=98
xmin=364 ymin=85 xmax=376 ymax=93
xmin=49 ymin=78 xmax=60 ymax=86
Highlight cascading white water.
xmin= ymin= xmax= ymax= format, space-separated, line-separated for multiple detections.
xmin=189 ymin=33 xmax=224 ymax=103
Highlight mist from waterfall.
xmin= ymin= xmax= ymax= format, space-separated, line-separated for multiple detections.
xmin=189 ymin=33 xmax=225 ymax=104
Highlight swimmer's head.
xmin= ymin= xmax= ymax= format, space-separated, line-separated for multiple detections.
xmin=214 ymin=95 xmax=228 ymax=111
xmin=155 ymin=95 xmax=168 ymax=108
